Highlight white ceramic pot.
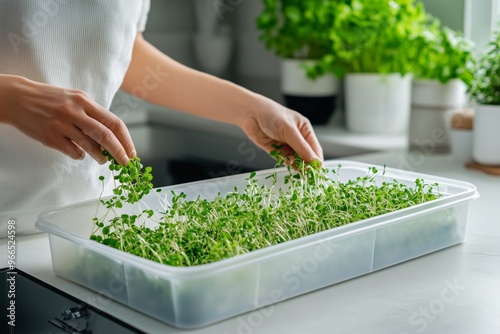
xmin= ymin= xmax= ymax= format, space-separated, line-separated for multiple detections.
xmin=473 ymin=104 xmax=500 ymax=165
xmin=344 ymin=73 xmax=412 ymax=134
xmin=281 ymin=59 xmax=340 ymax=124
xmin=411 ymin=79 xmax=467 ymax=108
xmin=281 ymin=59 xmax=339 ymax=96
xmin=409 ymin=79 xmax=468 ymax=151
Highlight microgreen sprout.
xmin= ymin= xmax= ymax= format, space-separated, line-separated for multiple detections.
xmin=90 ymin=149 xmax=441 ymax=266
xmin=90 ymin=151 xmax=158 ymax=245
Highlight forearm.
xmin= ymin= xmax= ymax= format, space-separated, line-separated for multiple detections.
xmin=0 ymin=74 xmax=23 ymax=124
xmin=122 ymin=34 xmax=323 ymax=163
xmin=121 ymin=34 xmax=264 ymax=127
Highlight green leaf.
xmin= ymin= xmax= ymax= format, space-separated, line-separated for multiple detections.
xmin=470 ymin=22 xmax=500 ymax=104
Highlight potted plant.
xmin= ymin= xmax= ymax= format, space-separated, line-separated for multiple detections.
xmin=409 ymin=17 xmax=476 ymax=151
xmin=310 ymin=0 xmax=427 ymax=134
xmin=470 ymin=23 xmax=500 ymax=165
xmin=256 ymin=0 xmax=340 ymax=125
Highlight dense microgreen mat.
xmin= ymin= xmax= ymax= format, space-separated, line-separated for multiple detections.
xmin=90 ymin=149 xmax=440 ymax=267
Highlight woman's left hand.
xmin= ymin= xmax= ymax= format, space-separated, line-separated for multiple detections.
xmin=238 ymin=95 xmax=324 ymax=165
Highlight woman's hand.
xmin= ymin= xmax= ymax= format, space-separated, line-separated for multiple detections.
xmin=0 ymin=74 xmax=135 ymax=165
xmin=239 ymin=94 xmax=324 ymax=165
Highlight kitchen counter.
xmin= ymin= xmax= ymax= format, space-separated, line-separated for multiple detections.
xmin=2 ymin=150 xmax=500 ymax=334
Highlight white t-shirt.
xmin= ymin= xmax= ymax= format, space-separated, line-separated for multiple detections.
xmin=0 ymin=0 xmax=151 ymax=236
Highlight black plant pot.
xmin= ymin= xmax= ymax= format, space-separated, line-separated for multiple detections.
xmin=284 ymin=94 xmax=337 ymax=125
xmin=281 ymin=59 xmax=339 ymax=125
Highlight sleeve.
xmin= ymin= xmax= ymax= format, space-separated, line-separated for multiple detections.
xmin=137 ymin=0 xmax=151 ymax=32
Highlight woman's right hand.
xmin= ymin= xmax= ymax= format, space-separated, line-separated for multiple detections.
xmin=0 ymin=74 xmax=135 ymax=165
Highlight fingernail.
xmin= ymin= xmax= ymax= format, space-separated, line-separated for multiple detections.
xmin=130 ymin=149 xmax=137 ymax=158
xmin=122 ymin=154 xmax=130 ymax=165
xmin=312 ymin=156 xmax=323 ymax=164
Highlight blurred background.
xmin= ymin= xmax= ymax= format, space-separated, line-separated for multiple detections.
xmin=138 ymin=0 xmax=497 ymax=100
xmin=111 ymin=0 xmax=500 ymax=187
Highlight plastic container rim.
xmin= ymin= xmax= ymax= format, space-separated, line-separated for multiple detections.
xmin=36 ymin=160 xmax=479 ymax=277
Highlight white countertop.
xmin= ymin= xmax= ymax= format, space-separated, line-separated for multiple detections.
xmin=2 ymin=149 xmax=500 ymax=333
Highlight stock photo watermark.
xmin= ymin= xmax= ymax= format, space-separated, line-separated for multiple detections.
xmin=400 ymin=278 xmax=467 ymax=334
xmin=224 ymin=238 xmax=341 ymax=334
xmin=84 ymin=267 xmax=136 ymax=309
xmin=6 ymin=219 xmax=17 ymax=327
xmin=8 ymin=0 xmax=74 ymax=54
xmin=213 ymin=0 xmax=245 ymax=20
xmin=111 ymin=64 xmax=169 ymax=121
xmin=398 ymin=126 xmax=448 ymax=174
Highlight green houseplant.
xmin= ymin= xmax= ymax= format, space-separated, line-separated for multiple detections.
xmin=471 ymin=22 xmax=500 ymax=165
xmin=317 ymin=0 xmax=426 ymax=76
xmin=411 ymin=21 xmax=475 ymax=88
xmin=470 ymin=23 xmax=500 ymax=106
xmin=308 ymin=0 xmax=428 ymax=134
xmin=256 ymin=0 xmax=340 ymax=125
xmin=409 ymin=17 xmax=476 ymax=152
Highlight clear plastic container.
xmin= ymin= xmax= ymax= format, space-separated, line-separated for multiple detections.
xmin=36 ymin=160 xmax=479 ymax=329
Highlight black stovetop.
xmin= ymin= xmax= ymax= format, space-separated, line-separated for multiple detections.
xmin=1 ymin=268 xmax=145 ymax=334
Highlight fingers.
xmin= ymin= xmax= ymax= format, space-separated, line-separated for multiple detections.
xmin=42 ymin=118 xmax=127 ymax=165
xmin=285 ymin=129 xmax=319 ymax=163
xmin=74 ymin=95 xmax=136 ymax=166
xmin=7 ymin=77 xmax=136 ymax=165
xmin=241 ymin=102 xmax=324 ymax=165
xmin=298 ymin=119 xmax=324 ymax=162
xmin=61 ymin=138 xmax=86 ymax=161
xmin=87 ymin=103 xmax=137 ymax=160
xmin=283 ymin=115 xmax=324 ymax=164
xmin=77 ymin=115 xmax=132 ymax=166
xmin=67 ymin=125 xmax=107 ymax=164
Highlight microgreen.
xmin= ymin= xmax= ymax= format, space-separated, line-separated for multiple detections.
xmin=90 ymin=151 xmax=158 ymax=244
xmin=90 ymin=149 xmax=441 ymax=267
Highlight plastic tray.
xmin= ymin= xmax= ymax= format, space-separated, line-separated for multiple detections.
xmin=36 ymin=160 xmax=479 ymax=329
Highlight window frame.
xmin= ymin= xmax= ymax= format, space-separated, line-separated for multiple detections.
xmin=464 ymin=0 xmax=500 ymax=52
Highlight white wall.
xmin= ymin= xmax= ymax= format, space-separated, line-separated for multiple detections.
xmin=421 ymin=0 xmax=465 ymax=32
xmin=464 ymin=0 xmax=500 ymax=52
